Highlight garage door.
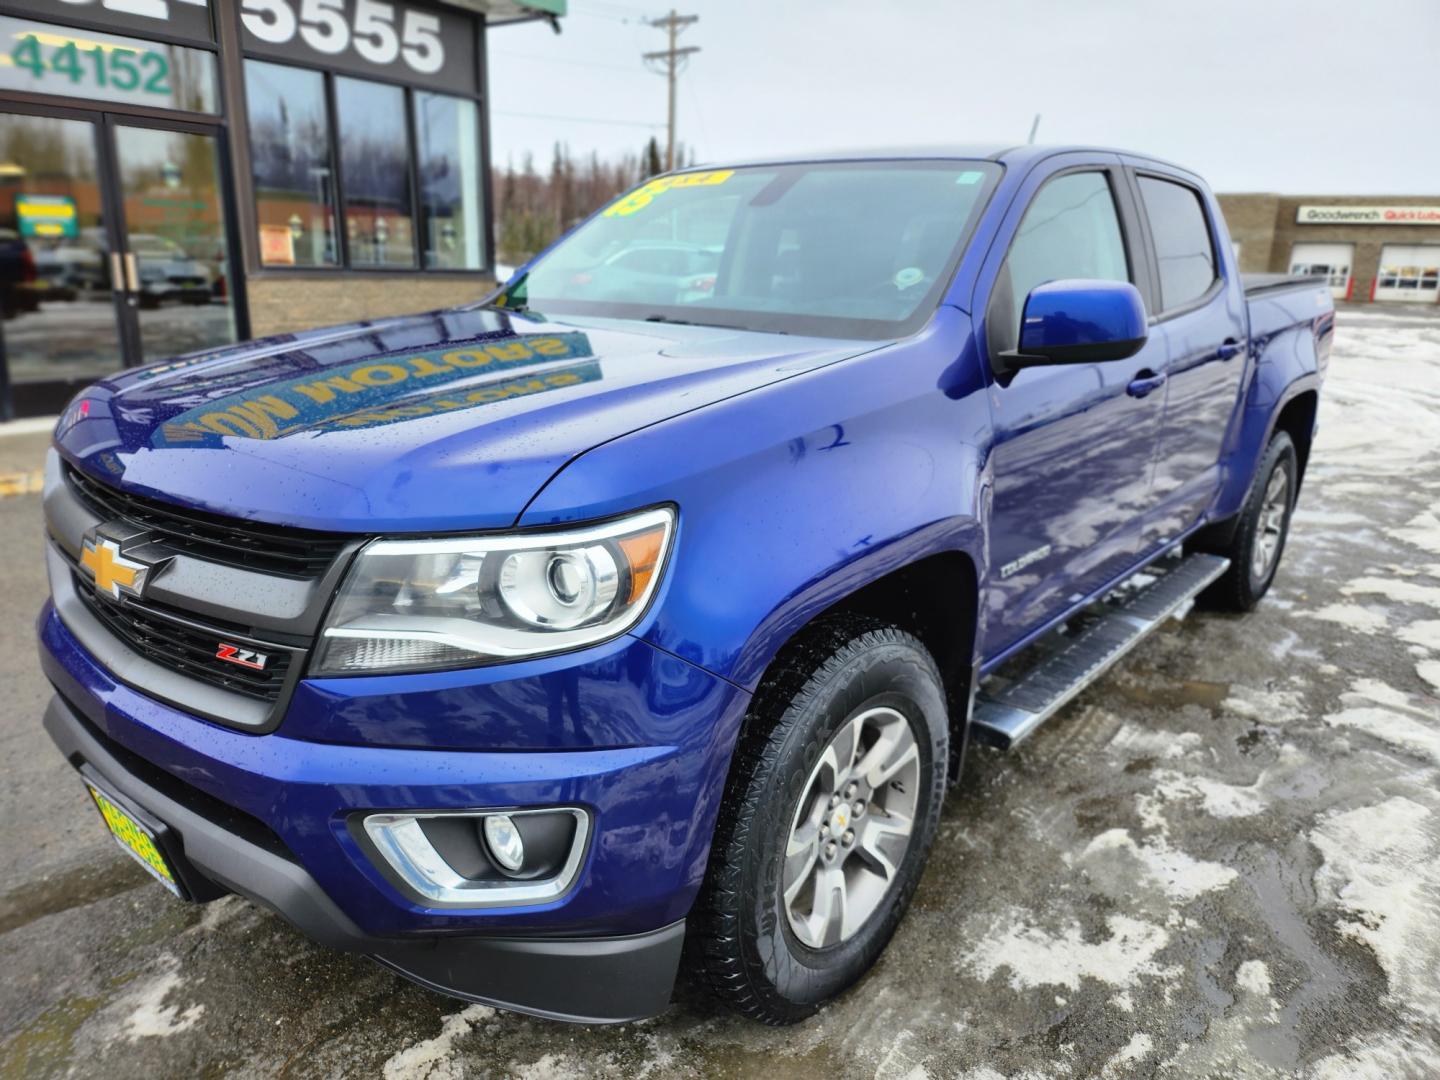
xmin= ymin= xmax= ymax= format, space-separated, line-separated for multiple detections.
xmin=1374 ymin=245 xmax=1440 ymax=303
xmin=1289 ymin=242 xmax=1354 ymax=300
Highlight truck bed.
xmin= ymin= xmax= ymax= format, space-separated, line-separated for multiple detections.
xmin=1241 ymin=272 xmax=1322 ymax=296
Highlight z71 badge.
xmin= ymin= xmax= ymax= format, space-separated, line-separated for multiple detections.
xmin=215 ymin=643 xmax=268 ymax=670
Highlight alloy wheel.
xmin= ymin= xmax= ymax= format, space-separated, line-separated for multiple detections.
xmin=1252 ymin=466 xmax=1289 ymax=580
xmin=781 ymin=706 xmax=921 ymax=949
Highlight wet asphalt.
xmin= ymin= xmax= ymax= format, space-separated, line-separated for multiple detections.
xmin=1 ymin=307 xmax=1438 ymax=1079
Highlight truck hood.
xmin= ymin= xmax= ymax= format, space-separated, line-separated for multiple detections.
xmin=55 ymin=307 xmax=872 ymax=531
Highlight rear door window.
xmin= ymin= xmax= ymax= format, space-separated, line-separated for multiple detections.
xmin=1137 ymin=176 xmax=1217 ymax=312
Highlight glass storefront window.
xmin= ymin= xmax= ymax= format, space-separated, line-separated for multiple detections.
xmin=0 ymin=16 xmax=218 ymax=113
xmin=334 ymin=76 xmax=414 ymax=268
xmin=245 ymin=60 xmax=338 ymax=267
xmin=115 ymin=126 xmax=238 ymax=361
xmin=242 ymin=62 xmax=488 ymax=273
xmin=0 ymin=111 xmax=123 ymax=384
xmin=413 ymin=92 xmax=483 ymax=270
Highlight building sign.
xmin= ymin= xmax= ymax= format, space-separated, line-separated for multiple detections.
xmin=239 ymin=0 xmax=477 ymax=96
xmin=1296 ymin=205 xmax=1440 ymax=226
xmin=258 ymin=223 xmax=297 ymax=265
xmin=23 ymin=0 xmax=214 ymax=46
xmin=15 ymin=194 xmax=78 ymax=238
xmin=0 ymin=16 xmax=219 ymax=112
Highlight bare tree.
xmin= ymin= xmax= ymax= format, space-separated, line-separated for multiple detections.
xmin=493 ymin=144 xmax=643 ymax=263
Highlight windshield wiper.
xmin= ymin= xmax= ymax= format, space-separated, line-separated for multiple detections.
xmin=642 ymin=312 xmax=790 ymax=335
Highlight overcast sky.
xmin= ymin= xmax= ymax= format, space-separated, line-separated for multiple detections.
xmin=487 ymin=0 xmax=1440 ymax=194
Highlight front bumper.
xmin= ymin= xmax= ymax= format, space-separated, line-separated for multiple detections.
xmin=38 ymin=604 xmax=750 ymax=1022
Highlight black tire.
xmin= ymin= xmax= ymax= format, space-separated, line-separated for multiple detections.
xmin=1198 ymin=430 xmax=1298 ymax=612
xmin=689 ymin=615 xmax=949 ymax=1025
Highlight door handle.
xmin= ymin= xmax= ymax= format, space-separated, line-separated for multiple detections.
xmin=1217 ymin=338 xmax=1244 ymax=360
xmin=109 ymin=253 xmax=125 ymax=293
xmin=1126 ymin=371 xmax=1167 ymax=399
xmin=123 ymin=252 xmax=140 ymax=294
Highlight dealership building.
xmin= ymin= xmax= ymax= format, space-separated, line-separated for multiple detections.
xmin=0 ymin=0 xmax=562 ymax=419
xmin=1219 ymin=194 xmax=1440 ymax=305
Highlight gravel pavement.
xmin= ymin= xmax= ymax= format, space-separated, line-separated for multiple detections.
xmin=1 ymin=306 xmax=1438 ymax=1079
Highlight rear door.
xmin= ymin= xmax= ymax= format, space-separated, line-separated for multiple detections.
xmin=1125 ymin=166 xmax=1248 ymax=552
xmin=977 ymin=156 xmax=1168 ymax=657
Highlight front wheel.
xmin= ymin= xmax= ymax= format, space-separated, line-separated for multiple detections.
xmin=1199 ymin=430 xmax=1298 ymax=612
xmin=690 ymin=616 xmax=949 ymax=1024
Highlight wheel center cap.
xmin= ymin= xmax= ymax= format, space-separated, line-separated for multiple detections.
xmin=830 ymin=805 xmax=849 ymax=832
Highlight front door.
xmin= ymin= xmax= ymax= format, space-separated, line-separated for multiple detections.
xmin=0 ymin=106 xmax=241 ymax=415
xmin=980 ymin=165 xmax=1167 ymax=657
xmin=109 ymin=116 xmax=239 ymax=365
xmin=0 ymin=109 xmax=124 ymax=411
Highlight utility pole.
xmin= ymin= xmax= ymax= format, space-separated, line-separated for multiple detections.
xmin=644 ymin=10 xmax=699 ymax=171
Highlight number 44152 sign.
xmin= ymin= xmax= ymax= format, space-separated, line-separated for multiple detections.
xmin=240 ymin=0 xmax=477 ymax=96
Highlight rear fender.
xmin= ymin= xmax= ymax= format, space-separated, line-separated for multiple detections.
xmin=1210 ymin=301 xmax=1331 ymax=522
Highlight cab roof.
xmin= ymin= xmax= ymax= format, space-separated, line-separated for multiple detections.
xmin=702 ymin=144 xmax=1189 ymax=175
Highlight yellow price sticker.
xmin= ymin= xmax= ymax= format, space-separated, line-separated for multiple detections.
xmin=603 ymin=169 xmax=735 ymax=217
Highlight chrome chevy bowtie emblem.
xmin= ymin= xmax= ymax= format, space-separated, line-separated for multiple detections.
xmin=78 ymin=532 xmax=154 ymax=601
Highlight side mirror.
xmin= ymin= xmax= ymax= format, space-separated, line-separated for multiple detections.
xmin=995 ymin=279 xmax=1148 ymax=376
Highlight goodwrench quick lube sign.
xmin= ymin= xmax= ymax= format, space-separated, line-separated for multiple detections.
xmin=1296 ymin=205 xmax=1440 ymax=226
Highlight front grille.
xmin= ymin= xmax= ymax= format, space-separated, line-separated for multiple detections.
xmin=73 ymin=573 xmax=292 ymax=702
xmin=65 ymin=465 xmax=348 ymax=578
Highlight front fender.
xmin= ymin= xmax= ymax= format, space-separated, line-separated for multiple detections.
xmin=519 ymin=307 xmax=992 ymax=692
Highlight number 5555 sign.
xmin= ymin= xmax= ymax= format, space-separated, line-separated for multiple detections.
xmin=240 ymin=0 xmax=476 ymax=95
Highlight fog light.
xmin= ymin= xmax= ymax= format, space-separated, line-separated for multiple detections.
xmin=361 ymin=807 xmax=588 ymax=908
xmin=483 ymin=813 xmax=525 ymax=873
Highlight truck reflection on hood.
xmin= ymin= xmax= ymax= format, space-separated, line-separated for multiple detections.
xmin=149 ymin=330 xmax=597 ymax=448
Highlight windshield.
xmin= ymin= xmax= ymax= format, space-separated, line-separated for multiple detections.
xmin=497 ymin=160 xmax=1001 ymax=339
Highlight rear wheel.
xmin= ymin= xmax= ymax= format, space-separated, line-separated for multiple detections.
xmin=690 ymin=616 xmax=949 ymax=1025
xmin=1198 ymin=430 xmax=1298 ymax=612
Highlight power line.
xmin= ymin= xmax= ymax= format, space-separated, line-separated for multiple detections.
xmin=569 ymin=8 xmax=638 ymax=23
xmin=489 ymin=49 xmax=647 ymax=75
xmin=683 ymin=76 xmax=710 ymax=160
xmin=587 ymin=0 xmax=654 ymax=15
xmin=642 ymin=10 xmax=699 ymax=171
xmin=493 ymin=109 xmax=664 ymax=130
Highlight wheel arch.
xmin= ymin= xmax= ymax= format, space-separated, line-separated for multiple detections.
xmin=1271 ymin=388 xmax=1318 ymax=491
xmin=739 ymin=545 xmax=981 ymax=780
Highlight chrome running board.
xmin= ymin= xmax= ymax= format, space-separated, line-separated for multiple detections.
xmin=972 ymin=553 xmax=1231 ymax=751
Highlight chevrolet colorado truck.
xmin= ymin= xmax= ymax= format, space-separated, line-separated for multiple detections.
xmin=38 ymin=146 xmax=1333 ymax=1025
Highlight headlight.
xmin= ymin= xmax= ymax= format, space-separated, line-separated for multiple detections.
xmin=312 ymin=507 xmax=674 ymax=676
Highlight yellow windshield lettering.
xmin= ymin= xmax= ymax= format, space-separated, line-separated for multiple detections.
xmin=603 ymin=170 xmax=734 ymax=217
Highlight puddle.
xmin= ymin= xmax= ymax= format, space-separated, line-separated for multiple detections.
xmin=1111 ymin=676 xmax=1232 ymax=713
xmin=0 ymin=859 xmax=148 ymax=937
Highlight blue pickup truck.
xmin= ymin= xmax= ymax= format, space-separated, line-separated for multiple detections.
xmin=38 ymin=145 xmax=1333 ymax=1025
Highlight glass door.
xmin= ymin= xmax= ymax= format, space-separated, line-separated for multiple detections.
xmin=0 ymin=107 xmax=244 ymax=414
xmin=0 ymin=109 xmax=127 ymax=395
xmin=108 ymin=118 xmax=238 ymax=364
